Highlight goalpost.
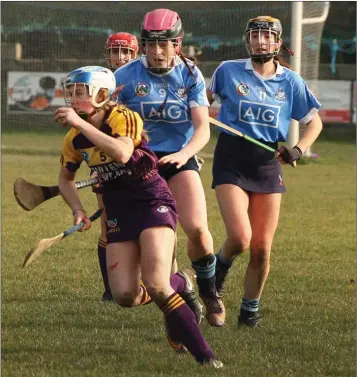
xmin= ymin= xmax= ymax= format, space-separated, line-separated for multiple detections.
xmin=288 ymin=1 xmax=330 ymax=157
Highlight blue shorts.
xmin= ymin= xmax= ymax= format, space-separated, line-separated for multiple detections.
xmin=154 ymin=151 xmax=200 ymax=181
xmin=102 ymin=174 xmax=178 ymax=243
xmin=212 ymin=132 xmax=286 ymax=193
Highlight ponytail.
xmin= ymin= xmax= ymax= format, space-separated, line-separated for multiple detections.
xmin=178 ymin=51 xmax=198 ymax=79
xmin=177 ymin=51 xmax=198 ymax=93
xmin=274 ymin=44 xmax=295 ymax=70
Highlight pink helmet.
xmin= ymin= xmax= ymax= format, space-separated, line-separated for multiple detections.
xmin=141 ymin=9 xmax=184 ymax=44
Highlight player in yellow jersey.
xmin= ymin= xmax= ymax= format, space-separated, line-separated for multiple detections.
xmin=97 ymin=32 xmax=140 ymax=302
xmin=98 ymin=32 xmax=177 ymax=302
xmin=54 ymin=66 xmax=222 ymax=367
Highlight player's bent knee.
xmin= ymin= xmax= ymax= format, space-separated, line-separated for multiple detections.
xmin=227 ymin=234 xmax=251 ymax=254
xmin=185 ymin=225 xmax=209 ymax=245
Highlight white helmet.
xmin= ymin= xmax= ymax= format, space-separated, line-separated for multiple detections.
xmin=62 ymin=66 xmax=116 ymax=108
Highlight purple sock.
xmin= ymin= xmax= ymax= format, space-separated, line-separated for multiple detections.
xmin=170 ymin=273 xmax=185 ymax=293
xmin=98 ymin=240 xmax=111 ymax=294
xmin=160 ymin=293 xmax=216 ymax=363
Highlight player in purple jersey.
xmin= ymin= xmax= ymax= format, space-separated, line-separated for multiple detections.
xmin=207 ymin=16 xmax=323 ymax=327
xmin=55 ymin=66 xmax=222 ymax=367
xmin=98 ymin=31 xmax=179 ymax=303
xmin=95 ymin=32 xmax=140 ymax=303
xmin=115 ymin=8 xmax=226 ymax=328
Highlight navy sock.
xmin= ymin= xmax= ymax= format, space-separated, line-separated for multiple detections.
xmin=192 ymin=254 xmax=217 ymax=298
xmin=217 ymin=248 xmax=233 ymax=269
xmin=241 ymin=298 xmax=260 ymax=312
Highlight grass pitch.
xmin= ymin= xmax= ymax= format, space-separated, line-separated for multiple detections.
xmin=2 ymin=128 xmax=355 ymax=377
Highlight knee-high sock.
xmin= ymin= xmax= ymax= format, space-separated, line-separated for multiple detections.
xmin=170 ymin=273 xmax=186 ymax=293
xmin=139 ymin=283 xmax=152 ymax=305
xmin=159 ymin=293 xmax=216 ymax=363
xmin=98 ymin=239 xmax=111 ymax=294
xmin=192 ymin=254 xmax=217 ymax=298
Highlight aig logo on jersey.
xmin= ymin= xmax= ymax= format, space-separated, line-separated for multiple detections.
xmin=135 ymin=83 xmax=149 ymax=97
xmin=142 ymin=101 xmax=188 ymax=123
xmin=275 ymin=88 xmax=287 ymax=101
xmin=239 ymin=100 xmax=281 ymax=128
xmin=236 ymin=83 xmax=250 ymax=96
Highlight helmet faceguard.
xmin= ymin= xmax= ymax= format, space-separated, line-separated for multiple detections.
xmin=141 ymin=9 xmax=184 ymax=74
xmin=245 ymin=16 xmax=282 ymax=64
xmin=62 ymin=66 xmax=116 ymax=117
xmin=104 ymin=33 xmax=139 ymax=71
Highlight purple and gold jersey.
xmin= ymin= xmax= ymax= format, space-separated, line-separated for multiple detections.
xmin=60 ymin=104 xmax=158 ymax=188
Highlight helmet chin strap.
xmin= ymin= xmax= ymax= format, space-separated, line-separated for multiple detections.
xmin=76 ymin=88 xmax=121 ymax=121
xmin=251 ymin=54 xmax=275 ymax=64
xmin=76 ymin=109 xmax=96 ymax=121
xmin=148 ymin=67 xmax=173 ymax=74
xmin=70 ymin=83 xmax=125 ymax=122
xmin=74 ymin=100 xmax=106 ymax=122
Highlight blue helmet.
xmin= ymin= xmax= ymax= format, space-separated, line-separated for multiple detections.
xmin=62 ymin=66 xmax=116 ymax=107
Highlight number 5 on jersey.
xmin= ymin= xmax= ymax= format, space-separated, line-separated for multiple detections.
xmin=100 ymin=151 xmax=107 ymax=162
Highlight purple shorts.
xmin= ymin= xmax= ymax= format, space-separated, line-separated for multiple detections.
xmin=102 ymin=174 xmax=178 ymax=244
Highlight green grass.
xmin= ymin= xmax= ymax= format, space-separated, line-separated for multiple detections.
xmin=2 ymin=129 xmax=356 ymax=377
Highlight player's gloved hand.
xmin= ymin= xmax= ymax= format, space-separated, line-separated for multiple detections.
xmin=277 ymin=145 xmax=302 ymax=166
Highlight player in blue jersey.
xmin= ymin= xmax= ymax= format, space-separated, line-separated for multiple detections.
xmin=55 ymin=66 xmax=222 ymax=367
xmin=114 ymin=8 xmax=225 ymax=327
xmin=207 ymin=16 xmax=323 ymax=327
xmin=104 ymin=32 xmax=139 ymax=72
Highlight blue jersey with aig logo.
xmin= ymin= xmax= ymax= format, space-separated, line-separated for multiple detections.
xmin=209 ymin=58 xmax=321 ymax=143
xmin=114 ymin=56 xmax=209 ymax=152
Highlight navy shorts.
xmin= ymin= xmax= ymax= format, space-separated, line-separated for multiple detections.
xmin=102 ymin=174 xmax=178 ymax=244
xmin=212 ymin=132 xmax=286 ymax=193
xmin=90 ymin=170 xmax=103 ymax=195
xmin=154 ymin=151 xmax=200 ymax=181
xmin=92 ymin=183 xmax=103 ymax=195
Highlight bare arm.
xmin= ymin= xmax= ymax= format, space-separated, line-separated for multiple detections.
xmin=58 ymin=167 xmax=84 ymax=213
xmin=58 ymin=167 xmax=91 ymax=230
xmin=296 ymin=113 xmax=323 ymax=152
xmin=76 ymin=119 xmax=134 ymax=164
xmin=54 ymin=108 xmax=135 ymax=164
xmin=180 ymin=106 xmax=210 ymax=158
